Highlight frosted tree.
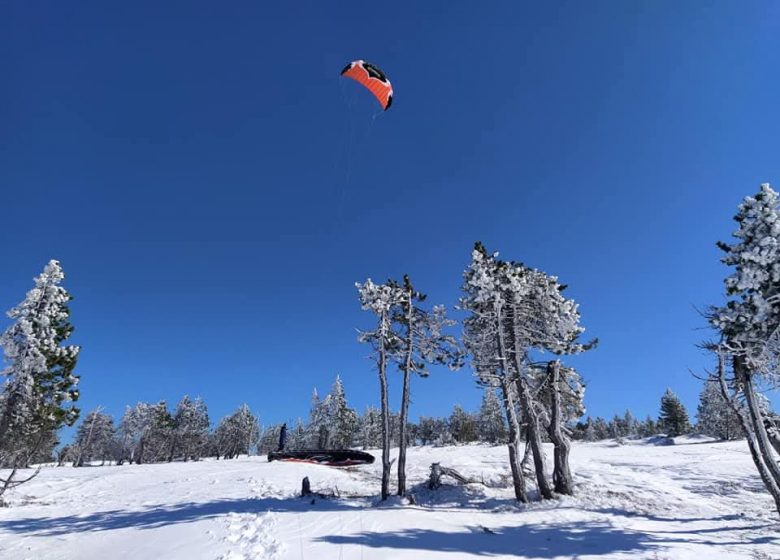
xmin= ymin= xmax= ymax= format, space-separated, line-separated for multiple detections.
xmin=0 ymin=260 xmax=81 ymax=502
xmin=623 ymin=410 xmax=638 ymax=438
xmin=391 ymin=275 xmax=463 ymax=495
xmin=461 ymin=244 xmax=530 ymax=501
xmin=287 ymin=418 xmax=307 ymax=450
xmin=169 ymin=396 xmax=210 ymax=461
xmin=638 ymin=416 xmax=658 ymax=438
xmin=306 ymin=389 xmax=329 ymax=449
xmin=583 ymin=419 xmax=597 ymax=441
xmin=257 ymin=424 xmax=283 ymax=456
xmin=461 ymin=243 xmax=594 ymax=500
xmin=73 ymin=408 xmax=115 ymax=466
xmin=356 ymin=278 xmax=403 ymax=500
xmin=119 ymin=401 xmax=173 ymax=464
xmin=477 ymin=388 xmax=507 ymax=444
xmin=214 ymin=404 xmax=260 ymax=459
xmin=327 ymin=376 xmax=358 ymax=448
xmin=537 ymin=361 xmax=586 ymax=495
xmin=658 ymin=389 xmax=691 ymax=437
xmin=708 ymin=184 xmax=780 ymax=514
xmin=449 ymin=404 xmax=478 ymax=443
xmin=358 ymin=406 xmax=382 ymax=449
xmin=696 ymin=379 xmax=743 ymax=441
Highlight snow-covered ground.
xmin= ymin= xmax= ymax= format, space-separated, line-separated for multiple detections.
xmin=0 ymin=437 xmax=778 ymax=559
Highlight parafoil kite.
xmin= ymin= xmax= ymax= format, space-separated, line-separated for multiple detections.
xmin=340 ymin=60 xmax=393 ymax=110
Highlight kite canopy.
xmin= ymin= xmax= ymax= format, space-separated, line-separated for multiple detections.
xmin=340 ymin=60 xmax=393 ymax=110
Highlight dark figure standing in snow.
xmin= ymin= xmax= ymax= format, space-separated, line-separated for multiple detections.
xmin=278 ymin=423 xmax=287 ymax=452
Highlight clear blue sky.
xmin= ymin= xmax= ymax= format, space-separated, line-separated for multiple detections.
xmin=2 ymin=1 xmax=779 ymax=433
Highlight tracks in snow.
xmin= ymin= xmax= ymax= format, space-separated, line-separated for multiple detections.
xmin=217 ymin=477 xmax=286 ymax=560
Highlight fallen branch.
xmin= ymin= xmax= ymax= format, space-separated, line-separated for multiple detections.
xmin=428 ymin=463 xmax=486 ymax=489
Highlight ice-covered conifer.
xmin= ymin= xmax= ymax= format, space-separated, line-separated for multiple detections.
xmin=659 ymin=389 xmax=691 ymax=437
xmin=696 ymin=379 xmax=743 ymax=441
xmin=356 ymin=278 xmax=403 ymax=500
xmin=73 ymin=408 xmax=115 ymax=466
xmin=0 ymin=260 xmax=80 ymax=468
xmin=477 ymin=388 xmax=507 ymax=444
xmin=327 ymin=376 xmax=358 ymax=449
xmin=170 ymin=396 xmax=210 ymax=461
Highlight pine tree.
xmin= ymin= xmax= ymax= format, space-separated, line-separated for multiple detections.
xmin=708 ymin=184 xmax=780 ymax=514
xmin=623 ymin=410 xmax=638 ymax=438
xmin=584 ymin=418 xmax=597 ymax=442
xmin=357 ymin=278 xmax=403 ymax=500
xmin=170 ymin=396 xmax=209 ymax=461
xmin=359 ymin=406 xmax=382 ymax=449
xmin=697 ymin=379 xmax=743 ymax=441
xmin=638 ymin=415 xmax=658 ymax=438
xmin=477 ymin=388 xmax=507 ymax=444
xmin=448 ymin=404 xmax=477 ymax=443
xmin=327 ymin=376 xmax=358 ymax=448
xmin=0 ymin=260 xmax=81 ymax=469
xmin=462 ymin=243 xmax=594 ymax=500
xmin=287 ymin=418 xmax=307 ymax=450
xmin=305 ymin=389 xmax=328 ymax=449
xmin=659 ymin=389 xmax=691 ymax=437
xmin=214 ymin=404 xmax=260 ymax=459
xmin=391 ymin=275 xmax=463 ymax=495
xmin=73 ymin=408 xmax=115 ymax=466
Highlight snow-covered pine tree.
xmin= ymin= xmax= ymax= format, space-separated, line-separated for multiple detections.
xmin=119 ymin=401 xmax=174 ymax=464
xmin=708 ymin=184 xmax=780 ymax=514
xmin=584 ymin=418 xmax=597 ymax=441
xmin=359 ymin=406 xmax=382 ymax=449
xmin=305 ymin=389 xmax=330 ymax=449
xmin=623 ymin=410 xmax=638 ymax=438
xmin=638 ymin=415 xmax=658 ymax=438
xmin=592 ymin=417 xmax=610 ymax=440
xmin=73 ymin=408 xmax=115 ymax=466
xmin=477 ymin=388 xmax=507 ymax=444
xmin=696 ymin=379 xmax=743 ymax=441
xmin=390 ymin=274 xmax=463 ymax=495
xmin=462 ymin=243 xmax=595 ymax=499
xmin=215 ymin=404 xmax=260 ymax=459
xmin=658 ymin=389 xmax=691 ymax=437
xmin=461 ymin=244 xmax=529 ymax=502
xmin=0 ymin=260 xmax=80 ymax=470
xmin=327 ymin=376 xmax=358 ymax=449
xmin=449 ymin=404 xmax=478 ymax=443
xmin=257 ymin=424 xmax=283 ymax=456
xmin=287 ymin=418 xmax=307 ymax=450
xmin=356 ymin=278 xmax=403 ymax=500
xmin=169 ymin=396 xmax=210 ymax=461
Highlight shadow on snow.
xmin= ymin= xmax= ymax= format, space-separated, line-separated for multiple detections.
xmin=2 ymin=495 xmax=776 ymax=558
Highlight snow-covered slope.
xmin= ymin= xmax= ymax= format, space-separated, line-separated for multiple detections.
xmin=0 ymin=437 xmax=778 ymax=559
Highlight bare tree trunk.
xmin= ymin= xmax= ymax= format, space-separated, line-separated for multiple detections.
xmin=510 ymin=309 xmax=553 ymax=500
xmin=397 ymin=288 xmax=414 ymax=496
xmin=397 ymin=367 xmax=411 ymax=495
xmin=378 ymin=309 xmax=392 ymax=501
xmin=718 ymin=356 xmax=780 ymax=515
xmin=495 ymin=301 xmax=528 ymax=503
xmin=546 ymin=360 xmax=574 ymax=495
xmin=736 ymin=356 xmax=780 ymax=488
xmin=499 ymin=377 xmax=527 ymax=502
xmin=764 ymin=417 xmax=780 ymax=456
xmin=168 ymin=433 xmax=178 ymax=462
xmin=514 ymin=374 xmax=553 ymax=499
xmin=75 ymin=408 xmax=101 ymax=468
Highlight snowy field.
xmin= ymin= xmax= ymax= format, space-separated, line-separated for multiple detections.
xmin=0 ymin=437 xmax=778 ymax=560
